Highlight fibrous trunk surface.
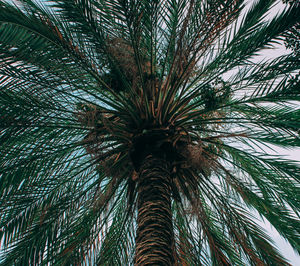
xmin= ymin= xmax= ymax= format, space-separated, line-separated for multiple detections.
xmin=134 ymin=154 xmax=174 ymax=265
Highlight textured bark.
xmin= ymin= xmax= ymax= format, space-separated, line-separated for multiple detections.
xmin=134 ymin=154 xmax=174 ymax=265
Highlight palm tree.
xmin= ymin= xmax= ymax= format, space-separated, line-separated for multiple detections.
xmin=0 ymin=0 xmax=299 ymax=264
xmin=283 ymin=0 xmax=299 ymax=57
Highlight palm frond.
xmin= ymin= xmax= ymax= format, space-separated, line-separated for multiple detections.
xmin=1 ymin=0 xmax=299 ymax=264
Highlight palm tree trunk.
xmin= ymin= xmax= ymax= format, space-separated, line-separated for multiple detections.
xmin=134 ymin=154 xmax=174 ymax=265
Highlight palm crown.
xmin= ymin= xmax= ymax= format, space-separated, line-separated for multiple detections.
xmin=0 ymin=0 xmax=299 ymax=265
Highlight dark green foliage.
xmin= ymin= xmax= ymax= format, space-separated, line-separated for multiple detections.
xmin=282 ymin=0 xmax=300 ymax=56
xmin=0 ymin=0 xmax=299 ymax=265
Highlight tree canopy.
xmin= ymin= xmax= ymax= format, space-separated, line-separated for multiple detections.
xmin=0 ymin=0 xmax=299 ymax=265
